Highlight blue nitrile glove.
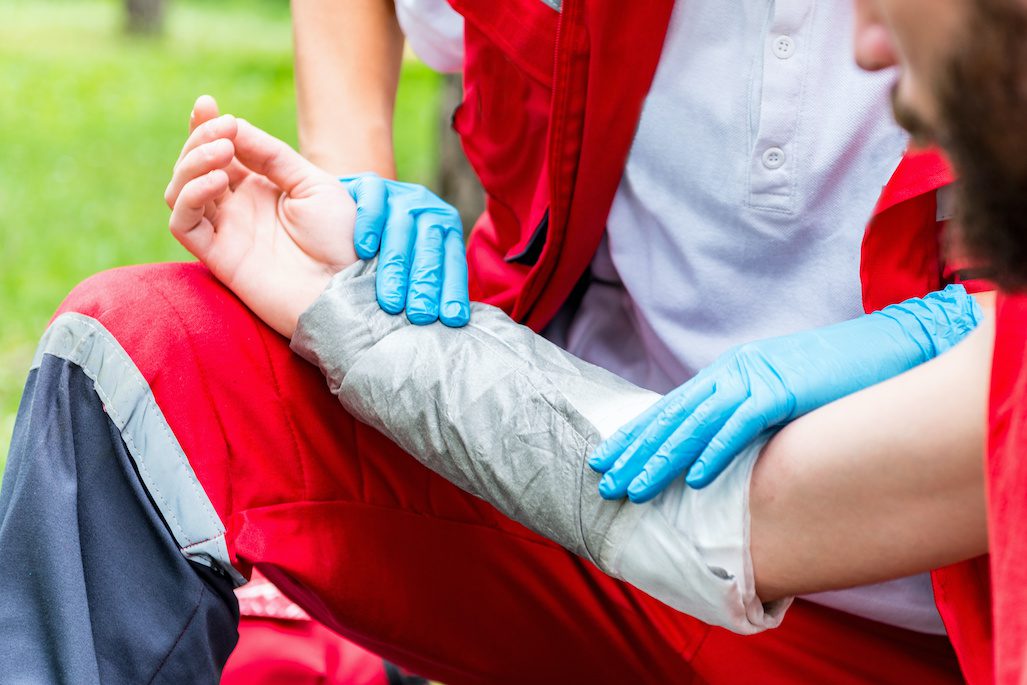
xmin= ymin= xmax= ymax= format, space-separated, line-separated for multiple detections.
xmin=589 ymin=285 xmax=983 ymax=502
xmin=342 ymin=174 xmax=470 ymax=327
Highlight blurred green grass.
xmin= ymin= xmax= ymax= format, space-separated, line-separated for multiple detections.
xmin=0 ymin=0 xmax=441 ymax=471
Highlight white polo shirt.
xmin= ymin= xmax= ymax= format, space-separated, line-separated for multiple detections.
xmin=395 ymin=0 xmax=946 ymax=635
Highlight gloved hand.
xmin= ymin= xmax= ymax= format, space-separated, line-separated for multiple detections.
xmin=589 ymin=285 xmax=984 ymax=502
xmin=343 ymin=174 xmax=470 ymax=327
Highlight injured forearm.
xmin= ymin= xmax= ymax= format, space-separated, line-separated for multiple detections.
xmin=291 ymin=259 xmax=789 ymax=634
xmin=290 ymin=260 xmax=991 ymax=631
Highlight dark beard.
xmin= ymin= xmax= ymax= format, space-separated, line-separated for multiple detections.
xmin=935 ymin=0 xmax=1027 ymax=292
xmin=891 ymin=88 xmax=936 ymax=148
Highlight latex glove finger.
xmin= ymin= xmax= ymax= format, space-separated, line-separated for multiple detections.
xmin=376 ymin=207 xmax=416 ymax=314
xmin=165 ymin=139 xmax=235 ymax=208
xmin=686 ymin=399 xmax=771 ymax=489
xmin=623 ymin=449 xmax=681 ymax=504
xmin=592 ymin=371 xmax=716 ymax=476
xmin=626 ymin=398 xmax=768 ymax=501
xmin=598 ymin=388 xmax=730 ymax=500
xmin=168 ymin=170 xmax=228 ymax=260
xmin=349 ymin=175 xmax=389 ymax=259
xmin=405 ymin=216 xmax=446 ymax=325
xmin=588 ymin=400 xmax=667 ymax=473
xmin=438 ymin=227 xmax=471 ymax=327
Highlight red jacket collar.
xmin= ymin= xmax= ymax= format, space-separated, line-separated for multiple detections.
xmin=874 ymin=146 xmax=955 ymax=217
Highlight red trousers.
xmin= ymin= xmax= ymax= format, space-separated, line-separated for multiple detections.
xmin=56 ymin=262 xmax=965 ymax=685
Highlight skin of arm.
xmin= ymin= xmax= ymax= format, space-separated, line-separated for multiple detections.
xmin=752 ymin=292 xmax=995 ymax=602
xmin=291 ymin=0 xmax=404 ymax=177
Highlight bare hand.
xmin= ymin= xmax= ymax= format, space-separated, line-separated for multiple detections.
xmin=165 ymin=96 xmax=357 ymax=337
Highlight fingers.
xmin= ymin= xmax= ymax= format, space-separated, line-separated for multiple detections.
xmin=349 ymin=175 xmax=388 ymax=259
xmin=405 ymin=216 xmax=446 ymax=324
xmin=232 ymin=119 xmax=320 ymax=195
xmin=603 ymin=390 xmax=735 ymax=503
xmin=187 ymin=94 xmax=223 ymax=222
xmin=189 ymin=95 xmax=220 ymax=133
xmin=590 ymin=371 xmax=715 ymax=475
xmin=623 ymin=450 xmax=681 ymax=504
xmin=347 ymin=177 xmax=471 ymax=323
xmin=167 ymin=114 xmax=240 ymax=208
xmin=625 ymin=399 xmax=764 ymax=501
xmin=176 ymin=113 xmax=236 ymax=168
xmin=368 ymin=199 xmax=469 ymax=325
xmin=597 ymin=396 xmax=693 ymax=498
xmin=184 ymin=95 xmax=248 ymax=190
xmin=375 ymin=207 xmax=416 ymax=314
xmin=404 ymin=213 xmax=465 ymax=325
xmin=165 ymin=138 xmax=235 ymax=208
xmin=684 ymin=400 xmax=769 ymax=489
xmin=168 ymin=169 xmax=229 ymax=260
xmin=598 ymin=389 xmax=728 ymax=500
xmin=438 ymin=227 xmax=471 ymax=327
xmin=588 ymin=400 xmax=665 ymax=473
xmin=597 ymin=435 xmax=671 ymax=501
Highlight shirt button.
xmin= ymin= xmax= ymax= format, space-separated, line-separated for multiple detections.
xmin=772 ymin=35 xmax=796 ymax=59
xmin=762 ymin=147 xmax=786 ymax=169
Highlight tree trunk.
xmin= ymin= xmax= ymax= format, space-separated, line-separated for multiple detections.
xmin=435 ymin=73 xmax=485 ymax=235
xmin=125 ymin=0 xmax=166 ymax=35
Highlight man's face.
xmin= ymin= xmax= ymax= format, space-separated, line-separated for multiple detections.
xmin=855 ymin=0 xmax=1027 ymax=290
xmin=853 ymin=0 xmax=963 ymax=140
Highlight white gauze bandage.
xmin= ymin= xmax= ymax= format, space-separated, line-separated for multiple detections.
xmin=291 ymin=260 xmax=792 ymax=633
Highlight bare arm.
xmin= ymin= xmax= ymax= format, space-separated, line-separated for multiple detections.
xmin=291 ymin=0 xmax=403 ymax=177
xmin=752 ymin=293 xmax=995 ymax=601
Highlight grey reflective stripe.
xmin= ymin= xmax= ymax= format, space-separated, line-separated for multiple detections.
xmin=539 ymin=0 xmax=561 ymax=11
xmin=32 ymin=312 xmax=246 ymax=587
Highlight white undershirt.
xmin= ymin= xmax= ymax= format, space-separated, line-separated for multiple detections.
xmin=395 ymin=0 xmax=946 ymax=635
xmin=395 ymin=0 xmax=464 ymax=73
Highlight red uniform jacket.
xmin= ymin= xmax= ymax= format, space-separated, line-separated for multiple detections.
xmin=988 ymin=293 xmax=1027 ymax=685
xmin=448 ymin=0 xmax=994 ymax=681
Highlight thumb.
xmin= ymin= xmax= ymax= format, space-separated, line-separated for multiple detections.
xmin=232 ymin=119 xmax=319 ymax=195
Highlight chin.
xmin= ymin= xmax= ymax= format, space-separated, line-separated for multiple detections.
xmin=891 ymin=81 xmax=940 ymax=145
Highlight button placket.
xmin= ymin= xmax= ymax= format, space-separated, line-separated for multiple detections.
xmin=748 ymin=0 xmax=815 ymax=212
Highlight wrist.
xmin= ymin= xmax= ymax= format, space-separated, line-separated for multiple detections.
xmin=273 ymin=270 xmax=334 ymax=340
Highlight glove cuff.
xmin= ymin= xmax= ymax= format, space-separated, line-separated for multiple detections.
xmin=877 ymin=284 xmax=984 ymax=360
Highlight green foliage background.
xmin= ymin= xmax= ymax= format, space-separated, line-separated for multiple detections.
xmin=0 ymin=0 xmax=441 ymax=471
